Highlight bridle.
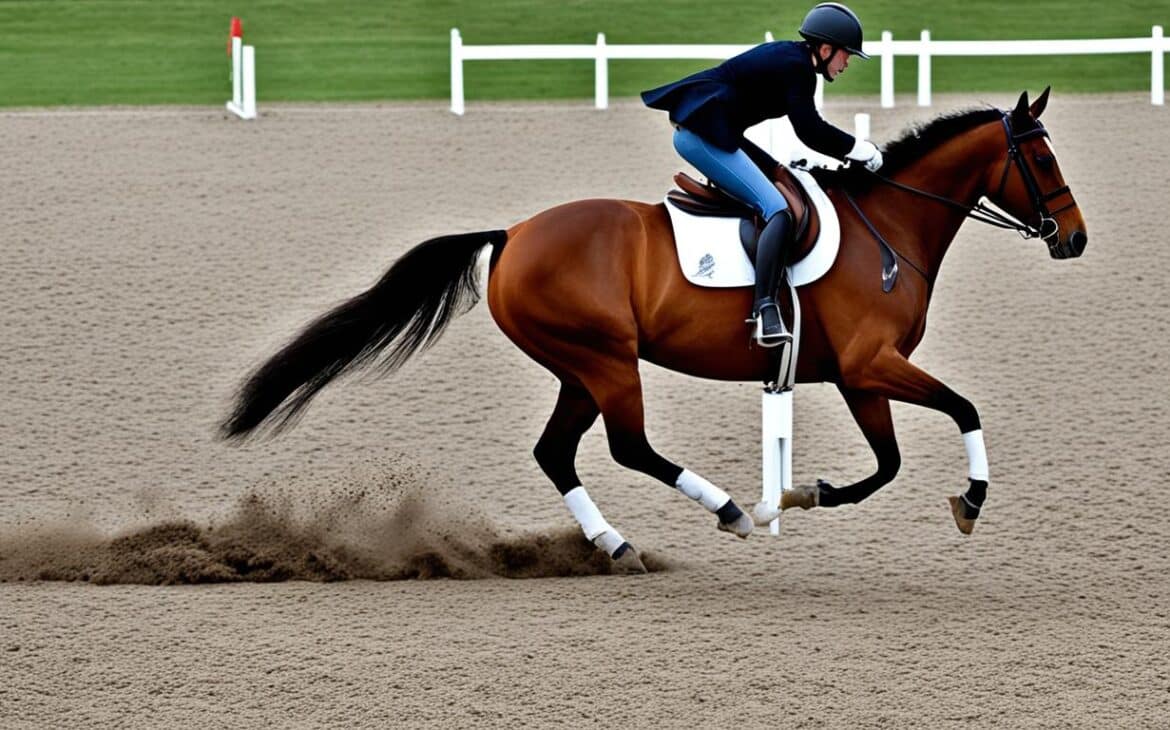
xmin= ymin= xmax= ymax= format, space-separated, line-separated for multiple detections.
xmin=840 ymin=111 xmax=1079 ymax=286
xmin=873 ymin=112 xmax=1077 ymax=239
xmin=987 ymin=114 xmax=1077 ymax=245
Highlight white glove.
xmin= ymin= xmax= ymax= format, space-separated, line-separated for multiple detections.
xmin=846 ymin=138 xmax=883 ymax=172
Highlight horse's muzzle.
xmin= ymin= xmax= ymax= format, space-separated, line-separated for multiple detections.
xmin=1048 ymin=229 xmax=1087 ymax=259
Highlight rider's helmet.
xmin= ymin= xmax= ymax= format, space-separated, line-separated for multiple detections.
xmin=798 ymin=3 xmax=869 ymax=59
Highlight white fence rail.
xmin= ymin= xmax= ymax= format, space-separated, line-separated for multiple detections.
xmin=450 ymin=25 xmax=1168 ymax=114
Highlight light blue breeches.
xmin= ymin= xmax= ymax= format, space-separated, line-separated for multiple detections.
xmin=672 ymin=127 xmax=788 ymax=220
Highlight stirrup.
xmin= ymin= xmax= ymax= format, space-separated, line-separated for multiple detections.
xmin=749 ymin=304 xmax=792 ymax=349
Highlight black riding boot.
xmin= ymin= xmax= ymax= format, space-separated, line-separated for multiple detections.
xmin=751 ymin=209 xmax=794 ymax=348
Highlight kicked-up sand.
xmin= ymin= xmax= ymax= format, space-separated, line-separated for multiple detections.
xmin=1 ymin=93 xmax=1168 ymax=727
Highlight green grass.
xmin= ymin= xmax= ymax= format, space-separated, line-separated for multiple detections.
xmin=0 ymin=0 xmax=1163 ymax=107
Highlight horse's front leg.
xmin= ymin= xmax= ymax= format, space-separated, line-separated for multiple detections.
xmin=838 ymin=345 xmax=989 ymax=534
xmin=807 ymin=388 xmax=902 ymax=509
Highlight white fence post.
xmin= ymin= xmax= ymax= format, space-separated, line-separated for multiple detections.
xmin=451 ymin=28 xmax=465 ymax=115
xmin=1154 ymin=25 xmax=1165 ymax=106
xmin=854 ymin=112 xmax=870 ymax=141
xmin=881 ymin=30 xmax=895 ymax=108
xmin=595 ymin=33 xmax=608 ymax=109
xmin=918 ymin=30 xmax=932 ymax=107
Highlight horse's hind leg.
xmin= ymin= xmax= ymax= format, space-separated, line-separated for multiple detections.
xmin=533 ymin=383 xmax=647 ymax=574
xmin=574 ymin=348 xmax=756 ymax=540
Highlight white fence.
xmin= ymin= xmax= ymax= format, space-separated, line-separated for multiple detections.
xmin=450 ymin=25 xmax=1167 ymax=114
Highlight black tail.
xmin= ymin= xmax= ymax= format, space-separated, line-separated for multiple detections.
xmin=221 ymin=229 xmax=508 ymax=439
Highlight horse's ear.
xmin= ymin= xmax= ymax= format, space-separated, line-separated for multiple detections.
xmin=1013 ymin=91 xmax=1030 ymax=119
xmin=1029 ymin=86 xmax=1051 ymax=118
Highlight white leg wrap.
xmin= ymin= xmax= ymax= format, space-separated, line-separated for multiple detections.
xmin=675 ymin=469 xmax=731 ymax=512
xmin=563 ymin=486 xmax=611 ymax=540
xmin=562 ymin=488 xmax=628 ymax=556
xmin=593 ymin=530 xmax=627 ymax=556
xmin=963 ymin=429 xmax=990 ymax=481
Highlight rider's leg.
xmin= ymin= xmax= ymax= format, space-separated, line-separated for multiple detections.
xmin=751 ymin=209 xmax=795 ymax=346
xmin=673 ymin=128 xmax=791 ymax=346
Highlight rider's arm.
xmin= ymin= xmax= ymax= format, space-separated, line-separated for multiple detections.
xmin=785 ymin=86 xmax=855 ymax=160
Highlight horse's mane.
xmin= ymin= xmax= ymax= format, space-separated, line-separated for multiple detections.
xmin=809 ymin=106 xmax=1005 ymax=191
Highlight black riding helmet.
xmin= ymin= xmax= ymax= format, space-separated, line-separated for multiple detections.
xmin=798 ymin=2 xmax=869 ymax=59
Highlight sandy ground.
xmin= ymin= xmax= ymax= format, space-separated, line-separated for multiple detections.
xmin=1 ymin=93 xmax=1168 ymax=727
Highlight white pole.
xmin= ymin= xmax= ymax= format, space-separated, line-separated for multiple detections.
xmin=231 ymin=36 xmax=242 ymax=109
xmin=918 ymin=30 xmax=932 ymax=107
xmin=242 ymin=45 xmax=256 ymax=119
xmin=1153 ymin=25 xmax=1165 ymax=106
xmin=854 ymin=112 xmax=870 ymax=140
xmin=761 ymin=390 xmax=794 ymax=536
xmin=595 ymin=33 xmax=608 ymax=110
xmin=881 ymin=30 xmax=895 ymax=108
xmin=765 ymin=31 xmax=774 ymax=42
xmin=451 ymin=28 xmax=465 ymax=115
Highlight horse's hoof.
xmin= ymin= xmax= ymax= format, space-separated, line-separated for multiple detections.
xmin=717 ymin=511 xmax=754 ymax=539
xmin=750 ymin=501 xmax=781 ymax=526
xmin=611 ymin=542 xmax=648 ymax=574
xmin=948 ymin=495 xmax=977 ymax=535
xmin=781 ymin=483 xmax=819 ymax=511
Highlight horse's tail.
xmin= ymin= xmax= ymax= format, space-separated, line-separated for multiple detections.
xmin=221 ymin=229 xmax=508 ymax=440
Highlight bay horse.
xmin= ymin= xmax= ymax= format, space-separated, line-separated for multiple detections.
xmin=222 ymin=89 xmax=1086 ymax=573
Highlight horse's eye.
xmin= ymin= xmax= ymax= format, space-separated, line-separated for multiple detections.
xmin=1034 ymin=153 xmax=1054 ymax=169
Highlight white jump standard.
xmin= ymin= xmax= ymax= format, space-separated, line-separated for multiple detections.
xmin=226 ymin=35 xmax=257 ymax=120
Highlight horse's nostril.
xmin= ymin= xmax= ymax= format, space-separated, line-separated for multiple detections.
xmin=1069 ymin=230 xmax=1088 ymax=256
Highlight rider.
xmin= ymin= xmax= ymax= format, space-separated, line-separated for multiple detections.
xmin=642 ymin=2 xmax=883 ymax=347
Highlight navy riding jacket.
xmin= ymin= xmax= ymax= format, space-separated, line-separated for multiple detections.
xmin=641 ymin=41 xmax=855 ymax=173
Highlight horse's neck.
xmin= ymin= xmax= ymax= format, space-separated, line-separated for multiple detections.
xmin=874 ymin=131 xmax=997 ymax=280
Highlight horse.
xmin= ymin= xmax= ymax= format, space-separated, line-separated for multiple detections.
xmin=221 ymin=89 xmax=1087 ymax=573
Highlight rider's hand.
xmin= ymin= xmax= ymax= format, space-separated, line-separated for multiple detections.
xmin=846 ymin=139 xmax=883 ymax=172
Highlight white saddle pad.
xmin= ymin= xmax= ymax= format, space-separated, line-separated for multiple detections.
xmin=665 ymin=167 xmax=840 ymax=288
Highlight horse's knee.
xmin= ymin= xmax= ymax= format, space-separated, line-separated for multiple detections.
xmin=877 ymin=450 xmax=901 ymax=482
xmin=937 ymin=390 xmax=980 ymax=432
xmin=532 ymin=437 xmax=557 ymax=472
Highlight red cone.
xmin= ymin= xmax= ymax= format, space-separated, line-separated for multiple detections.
xmin=228 ymin=17 xmax=243 ymax=55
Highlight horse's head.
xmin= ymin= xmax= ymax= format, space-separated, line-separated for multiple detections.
xmin=984 ymin=88 xmax=1088 ymax=259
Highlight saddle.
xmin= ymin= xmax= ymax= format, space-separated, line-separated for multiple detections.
xmin=666 ymin=169 xmax=820 ymax=264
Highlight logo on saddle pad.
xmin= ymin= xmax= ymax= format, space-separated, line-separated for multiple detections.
xmin=665 ymin=167 xmax=841 ymax=289
xmin=694 ymin=253 xmax=716 ymax=279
